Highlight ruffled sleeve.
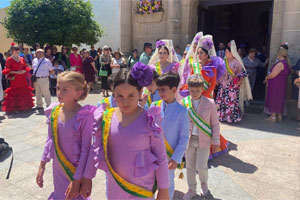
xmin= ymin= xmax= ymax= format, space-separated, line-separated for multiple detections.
xmin=41 ymin=102 xmax=60 ymax=163
xmin=146 ymin=107 xmax=169 ymax=189
xmin=210 ymin=56 xmax=225 ymax=80
xmin=83 ymin=106 xmax=107 ymax=179
xmin=2 ymin=58 xmax=12 ymax=75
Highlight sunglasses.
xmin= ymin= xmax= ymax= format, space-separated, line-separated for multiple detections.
xmin=14 ymin=48 xmax=20 ymax=51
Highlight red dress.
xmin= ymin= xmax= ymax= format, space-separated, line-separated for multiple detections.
xmin=2 ymin=57 xmax=34 ymax=113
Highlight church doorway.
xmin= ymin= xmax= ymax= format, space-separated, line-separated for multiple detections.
xmin=197 ymin=0 xmax=274 ymax=101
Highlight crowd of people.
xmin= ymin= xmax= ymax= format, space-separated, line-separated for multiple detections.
xmin=0 ymin=32 xmax=297 ymax=199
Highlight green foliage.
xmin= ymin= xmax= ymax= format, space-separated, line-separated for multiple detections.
xmin=3 ymin=0 xmax=103 ymax=46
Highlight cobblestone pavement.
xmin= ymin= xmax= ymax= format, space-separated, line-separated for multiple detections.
xmin=0 ymin=87 xmax=299 ymax=200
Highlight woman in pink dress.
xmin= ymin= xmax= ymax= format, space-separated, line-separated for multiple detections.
xmin=264 ymin=48 xmax=291 ymax=122
xmin=36 ymin=71 xmax=95 ymax=200
xmin=81 ymin=63 xmax=170 ymax=200
xmin=70 ymin=47 xmax=83 ymax=73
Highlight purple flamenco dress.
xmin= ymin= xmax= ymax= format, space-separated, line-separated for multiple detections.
xmin=83 ymin=106 xmax=169 ymax=200
xmin=42 ymin=103 xmax=96 ymax=200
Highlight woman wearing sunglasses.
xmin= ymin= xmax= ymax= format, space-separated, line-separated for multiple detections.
xmin=1 ymin=43 xmax=34 ymax=113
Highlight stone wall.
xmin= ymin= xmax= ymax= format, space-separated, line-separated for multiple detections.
xmin=121 ymin=0 xmax=198 ymax=55
xmin=0 ymin=7 xmax=13 ymax=53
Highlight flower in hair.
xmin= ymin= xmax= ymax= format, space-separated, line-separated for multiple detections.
xmin=194 ymin=35 xmax=202 ymax=43
xmin=131 ymin=62 xmax=153 ymax=87
xmin=156 ymin=40 xmax=166 ymax=48
xmin=201 ymin=38 xmax=213 ymax=50
xmin=11 ymin=42 xmax=16 ymax=46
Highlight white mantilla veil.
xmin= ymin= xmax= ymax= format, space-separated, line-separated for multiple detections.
xmin=230 ymin=40 xmax=252 ymax=112
xmin=194 ymin=34 xmax=217 ymax=63
xmin=148 ymin=39 xmax=179 ymax=66
xmin=186 ymin=32 xmax=204 ymax=62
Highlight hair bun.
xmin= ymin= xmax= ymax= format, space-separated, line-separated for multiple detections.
xmin=130 ymin=62 xmax=153 ymax=87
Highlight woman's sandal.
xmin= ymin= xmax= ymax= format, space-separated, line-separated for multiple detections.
xmin=265 ymin=116 xmax=276 ymax=122
xmin=277 ymin=115 xmax=282 ymax=122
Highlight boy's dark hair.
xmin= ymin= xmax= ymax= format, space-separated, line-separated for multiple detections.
xmin=107 ymin=73 xmax=116 ymax=90
xmin=152 ymin=70 xmax=159 ymax=81
xmin=156 ymin=72 xmax=180 ymax=89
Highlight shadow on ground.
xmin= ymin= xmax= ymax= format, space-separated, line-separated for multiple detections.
xmin=208 ymin=142 xmax=257 ymax=174
xmin=174 ymin=190 xmax=220 ymax=200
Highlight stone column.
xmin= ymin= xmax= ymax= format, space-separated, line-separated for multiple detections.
xmin=166 ymin=0 xmax=181 ymax=47
xmin=269 ymin=0 xmax=300 ymax=65
xmin=281 ymin=0 xmax=300 ymax=64
xmin=180 ymin=0 xmax=199 ymax=52
xmin=119 ymin=0 xmax=133 ymax=55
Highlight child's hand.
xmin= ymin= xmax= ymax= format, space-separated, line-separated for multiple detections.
xmin=65 ymin=179 xmax=81 ymax=199
xmin=212 ymin=145 xmax=221 ymax=153
xmin=80 ymin=178 xmax=93 ymax=198
xmin=36 ymin=165 xmax=45 ymax=188
xmin=168 ymin=159 xmax=177 ymax=170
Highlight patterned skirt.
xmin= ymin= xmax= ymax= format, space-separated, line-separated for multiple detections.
xmin=215 ymin=82 xmax=242 ymax=123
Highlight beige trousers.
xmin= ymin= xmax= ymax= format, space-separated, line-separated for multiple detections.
xmin=186 ymin=136 xmax=210 ymax=191
xmin=34 ymin=77 xmax=51 ymax=107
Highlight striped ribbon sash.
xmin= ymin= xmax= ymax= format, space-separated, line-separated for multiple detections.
xmin=225 ymin=58 xmax=234 ymax=76
xmin=155 ymin=62 xmax=162 ymax=76
xmin=100 ymin=97 xmax=111 ymax=109
xmin=192 ymin=63 xmax=201 ymax=75
xmin=144 ymin=89 xmax=152 ymax=107
xmin=102 ymin=108 xmax=156 ymax=198
xmin=182 ymin=96 xmax=212 ymax=138
xmin=50 ymin=104 xmax=76 ymax=181
xmin=189 ymin=56 xmax=193 ymax=67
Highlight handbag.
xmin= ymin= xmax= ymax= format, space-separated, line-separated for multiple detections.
xmin=31 ymin=58 xmax=45 ymax=83
xmin=99 ymin=65 xmax=108 ymax=77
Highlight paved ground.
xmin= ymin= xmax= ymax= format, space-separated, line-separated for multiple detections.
xmin=0 ymin=86 xmax=299 ymax=200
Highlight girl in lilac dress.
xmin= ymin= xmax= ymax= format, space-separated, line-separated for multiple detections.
xmin=36 ymin=71 xmax=96 ymax=200
xmin=264 ymin=48 xmax=291 ymax=122
xmin=80 ymin=63 xmax=170 ymax=200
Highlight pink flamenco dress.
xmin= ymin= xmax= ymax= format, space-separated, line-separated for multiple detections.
xmin=41 ymin=103 xmax=96 ymax=200
xmin=83 ymin=106 xmax=169 ymax=200
xmin=2 ymin=57 xmax=34 ymax=113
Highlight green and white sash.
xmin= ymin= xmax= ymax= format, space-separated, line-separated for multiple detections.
xmin=182 ymin=96 xmax=212 ymax=138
